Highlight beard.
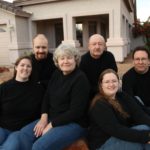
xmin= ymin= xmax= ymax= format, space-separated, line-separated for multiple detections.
xmin=35 ymin=52 xmax=47 ymax=60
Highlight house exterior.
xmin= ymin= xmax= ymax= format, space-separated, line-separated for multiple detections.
xmin=0 ymin=0 xmax=136 ymax=65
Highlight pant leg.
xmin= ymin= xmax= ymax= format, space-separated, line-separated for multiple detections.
xmin=97 ymin=137 xmax=143 ymax=150
xmin=32 ymin=123 xmax=86 ymax=150
xmin=19 ymin=120 xmax=39 ymax=150
xmin=131 ymin=125 xmax=150 ymax=150
xmin=0 ymin=128 xmax=11 ymax=145
xmin=97 ymin=125 xmax=150 ymax=150
xmin=2 ymin=131 xmax=20 ymax=150
xmin=131 ymin=124 xmax=150 ymax=130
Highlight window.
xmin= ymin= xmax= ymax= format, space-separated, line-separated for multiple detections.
xmin=89 ymin=21 xmax=97 ymax=37
xmin=0 ymin=28 xmax=6 ymax=32
xmin=76 ymin=23 xmax=83 ymax=46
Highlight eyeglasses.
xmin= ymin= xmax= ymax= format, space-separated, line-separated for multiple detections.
xmin=35 ymin=46 xmax=47 ymax=49
xmin=134 ymin=58 xmax=148 ymax=62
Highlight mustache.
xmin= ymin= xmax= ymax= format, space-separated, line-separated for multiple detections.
xmin=36 ymin=52 xmax=46 ymax=55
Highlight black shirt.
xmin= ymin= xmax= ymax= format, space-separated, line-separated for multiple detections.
xmin=122 ymin=67 xmax=150 ymax=106
xmin=88 ymin=92 xmax=150 ymax=150
xmin=0 ymin=79 xmax=44 ymax=131
xmin=30 ymin=53 xmax=56 ymax=89
xmin=42 ymin=68 xmax=90 ymax=127
xmin=80 ymin=51 xmax=118 ymax=98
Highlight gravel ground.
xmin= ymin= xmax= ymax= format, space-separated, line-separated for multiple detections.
xmin=117 ymin=53 xmax=133 ymax=79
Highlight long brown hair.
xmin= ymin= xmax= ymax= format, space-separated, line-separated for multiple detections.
xmin=91 ymin=69 xmax=129 ymax=118
xmin=13 ymin=55 xmax=32 ymax=79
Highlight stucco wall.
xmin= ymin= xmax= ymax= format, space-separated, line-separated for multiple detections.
xmin=0 ymin=9 xmax=17 ymax=65
xmin=22 ymin=0 xmax=118 ymax=19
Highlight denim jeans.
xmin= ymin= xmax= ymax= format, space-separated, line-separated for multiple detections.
xmin=1 ymin=131 xmax=20 ymax=150
xmin=0 ymin=128 xmax=21 ymax=150
xmin=97 ymin=125 xmax=150 ymax=150
xmin=18 ymin=120 xmax=86 ymax=150
xmin=0 ymin=127 xmax=11 ymax=145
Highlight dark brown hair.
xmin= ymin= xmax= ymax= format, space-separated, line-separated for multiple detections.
xmin=13 ymin=55 xmax=32 ymax=79
xmin=132 ymin=46 xmax=150 ymax=59
xmin=91 ymin=69 xmax=129 ymax=118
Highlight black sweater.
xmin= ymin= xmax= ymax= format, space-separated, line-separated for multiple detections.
xmin=42 ymin=68 xmax=90 ymax=127
xmin=89 ymin=92 xmax=150 ymax=150
xmin=30 ymin=53 xmax=56 ymax=89
xmin=80 ymin=51 xmax=117 ymax=98
xmin=122 ymin=67 xmax=150 ymax=106
xmin=0 ymin=79 xmax=44 ymax=131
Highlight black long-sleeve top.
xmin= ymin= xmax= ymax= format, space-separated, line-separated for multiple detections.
xmin=0 ymin=79 xmax=44 ymax=131
xmin=41 ymin=68 xmax=90 ymax=127
xmin=80 ymin=51 xmax=118 ymax=98
xmin=122 ymin=67 xmax=150 ymax=106
xmin=88 ymin=91 xmax=150 ymax=150
xmin=30 ymin=53 xmax=56 ymax=89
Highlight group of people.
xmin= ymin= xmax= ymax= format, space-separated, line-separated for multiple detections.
xmin=0 ymin=33 xmax=150 ymax=150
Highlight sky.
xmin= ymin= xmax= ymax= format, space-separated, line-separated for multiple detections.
xmin=136 ymin=0 xmax=150 ymax=21
xmin=3 ymin=0 xmax=150 ymax=22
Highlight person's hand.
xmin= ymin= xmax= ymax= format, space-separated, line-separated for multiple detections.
xmin=148 ymin=141 xmax=150 ymax=144
xmin=42 ymin=122 xmax=53 ymax=136
xmin=34 ymin=118 xmax=48 ymax=137
xmin=34 ymin=119 xmax=48 ymax=137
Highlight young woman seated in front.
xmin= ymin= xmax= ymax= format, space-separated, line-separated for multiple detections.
xmin=0 ymin=56 xmax=44 ymax=149
xmin=88 ymin=69 xmax=150 ymax=150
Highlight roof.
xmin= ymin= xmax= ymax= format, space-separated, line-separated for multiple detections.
xmin=0 ymin=0 xmax=31 ymax=17
xmin=14 ymin=0 xmax=67 ymax=6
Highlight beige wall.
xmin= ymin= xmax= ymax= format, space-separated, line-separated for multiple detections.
xmin=0 ymin=8 xmax=17 ymax=64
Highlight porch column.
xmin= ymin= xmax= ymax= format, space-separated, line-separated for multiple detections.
xmin=82 ymin=20 xmax=89 ymax=49
xmin=62 ymin=15 xmax=68 ymax=41
xmin=106 ymin=10 xmax=126 ymax=62
xmin=62 ymin=16 xmax=80 ymax=47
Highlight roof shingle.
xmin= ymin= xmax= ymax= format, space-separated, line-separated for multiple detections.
xmin=0 ymin=0 xmax=31 ymax=17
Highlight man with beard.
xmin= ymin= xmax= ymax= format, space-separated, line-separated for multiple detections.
xmin=80 ymin=34 xmax=118 ymax=99
xmin=30 ymin=34 xmax=56 ymax=89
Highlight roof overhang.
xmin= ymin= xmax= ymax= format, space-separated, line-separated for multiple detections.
xmin=14 ymin=0 xmax=69 ymax=6
xmin=123 ymin=0 xmax=134 ymax=12
xmin=0 ymin=0 xmax=31 ymax=17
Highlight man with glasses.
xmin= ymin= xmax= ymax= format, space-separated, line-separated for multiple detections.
xmin=30 ymin=34 xmax=56 ymax=89
xmin=122 ymin=46 xmax=150 ymax=107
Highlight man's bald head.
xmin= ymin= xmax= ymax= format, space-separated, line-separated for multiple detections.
xmin=33 ymin=34 xmax=49 ymax=60
xmin=88 ymin=34 xmax=106 ymax=59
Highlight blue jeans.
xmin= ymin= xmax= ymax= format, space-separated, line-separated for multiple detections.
xmin=1 ymin=131 xmax=20 ymax=150
xmin=19 ymin=120 xmax=86 ymax=150
xmin=0 ymin=127 xmax=11 ymax=145
xmin=97 ymin=125 xmax=150 ymax=150
xmin=0 ymin=128 xmax=20 ymax=150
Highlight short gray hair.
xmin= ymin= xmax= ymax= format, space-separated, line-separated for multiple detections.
xmin=53 ymin=43 xmax=81 ymax=67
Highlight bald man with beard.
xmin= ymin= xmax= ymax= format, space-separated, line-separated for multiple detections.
xmin=30 ymin=34 xmax=56 ymax=89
